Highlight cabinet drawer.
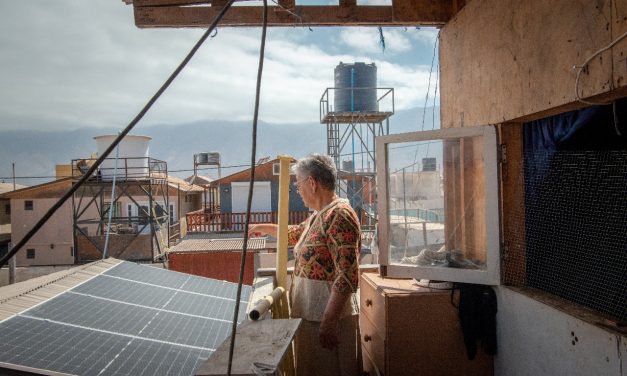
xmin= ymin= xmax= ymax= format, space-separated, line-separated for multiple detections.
xmin=362 ymin=345 xmax=382 ymax=376
xmin=359 ymin=313 xmax=385 ymax=373
xmin=360 ymin=274 xmax=386 ymax=336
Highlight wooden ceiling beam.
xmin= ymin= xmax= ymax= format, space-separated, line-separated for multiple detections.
xmin=131 ymin=0 xmax=453 ymax=28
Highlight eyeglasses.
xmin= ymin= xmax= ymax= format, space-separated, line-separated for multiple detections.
xmin=293 ymin=177 xmax=309 ymax=192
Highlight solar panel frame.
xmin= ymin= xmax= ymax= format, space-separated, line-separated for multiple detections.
xmin=0 ymin=260 xmax=254 ymax=376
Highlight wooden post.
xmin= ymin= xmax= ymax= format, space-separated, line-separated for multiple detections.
xmin=275 ymin=155 xmax=295 ymax=376
xmin=275 ymin=155 xmax=291 ymax=314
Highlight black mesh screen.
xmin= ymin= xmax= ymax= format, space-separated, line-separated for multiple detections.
xmin=522 ymin=150 xmax=626 ymax=321
xmin=502 ymin=100 xmax=627 ymax=322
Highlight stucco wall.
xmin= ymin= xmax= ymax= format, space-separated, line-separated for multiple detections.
xmin=11 ymin=198 xmax=74 ymax=266
xmin=495 ymin=287 xmax=626 ymax=376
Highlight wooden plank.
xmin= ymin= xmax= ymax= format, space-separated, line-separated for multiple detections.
xmin=498 ymin=123 xmax=525 ymax=286
xmin=613 ymin=0 xmax=627 ymax=91
xmin=133 ymin=0 xmax=452 ymax=28
xmin=134 ymin=0 xmax=210 ymax=5
xmin=196 ymin=319 xmax=301 ymax=376
xmin=440 ymin=0 xmax=624 ymax=129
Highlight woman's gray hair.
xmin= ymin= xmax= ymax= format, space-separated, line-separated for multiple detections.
xmin=294 ymin=153 xmax=336 ymax=191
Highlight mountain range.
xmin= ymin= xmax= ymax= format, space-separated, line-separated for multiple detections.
xmin=0 ymin=106 xmax=439 ymax=186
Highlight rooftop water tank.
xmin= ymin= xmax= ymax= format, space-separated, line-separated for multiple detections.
xmin=342 ymin=160 xmax=354 ymax=172
xmin=94 ymin=135 xmax=151 ymax=181
xmin=206 ymin=152 xmax=221 ymax=165
xmin=422 ymin=157 xmax=437 ymax=172
xmin=334 ymin=62 xmax=377 ymax=112
xmin=197 ymin=152 xmax=220 ymax=165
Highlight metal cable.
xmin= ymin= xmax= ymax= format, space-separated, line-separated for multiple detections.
xmin=102 ymin=142 xmax=120 ymax=259
xmin=0 ymin=0 xmax=237 ymax=269
xmin=226 ymin=0 xmax=268 ymax=374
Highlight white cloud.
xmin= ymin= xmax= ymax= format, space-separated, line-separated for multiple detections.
xmin=0 ymin=2 xmax=437 ymax=132
xmin=406 ymin=27 xmax=440 ymax=46
xmin=339 ymin=28 xmax=412 ymax=54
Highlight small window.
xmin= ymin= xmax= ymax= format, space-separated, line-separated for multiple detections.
xmin=169 ymin=204 xmax=175 ymax=223
xmin=127 ymin=204 xmax=133 ymax=219
xmin=273 ymin=163 xmax=296 ymax=175
xmin=70 ymin=247 xmax=74 ymax=257
xmin=5 ymin=204 xmax=10 ymax=215
xmin=26 ymin=249 xmax=35 ymax=259
xmin=24 ymin=201 xmax=33 ymax=211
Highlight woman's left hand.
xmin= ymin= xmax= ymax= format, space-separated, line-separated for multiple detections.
xmin=319 ymin=318 xmax=340 ymax=349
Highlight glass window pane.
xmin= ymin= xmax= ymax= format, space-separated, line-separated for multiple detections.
xmin=386 ymin=135 xmax=487 ymax=270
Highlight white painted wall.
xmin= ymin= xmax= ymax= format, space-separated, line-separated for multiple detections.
xmin=495 ymin=287 xmax=626 ymax=376
xmin=231 ymin=181 xmax=271 ymax=212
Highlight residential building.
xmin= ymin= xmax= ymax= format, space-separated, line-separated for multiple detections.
xmin=0 ymin=182 xmax=27 ymax=257
xmin=0 ymin=176 xmax=204 ymax=266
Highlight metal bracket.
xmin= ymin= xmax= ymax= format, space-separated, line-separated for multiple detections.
xmin=498 ymin=144 xmax=508 ymax=164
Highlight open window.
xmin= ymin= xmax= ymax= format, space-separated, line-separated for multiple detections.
xmin=376 ymin=126 xmax=500 ymax=285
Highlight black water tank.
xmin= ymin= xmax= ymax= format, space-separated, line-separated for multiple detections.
xmin=422 ymin=157 xmax=437 ymax=171
xmin=334 ymin=62 xmax=377 ymax=112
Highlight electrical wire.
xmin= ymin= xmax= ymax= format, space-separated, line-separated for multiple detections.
xmin=574 ymin=30 xmax=627 ymax=106
xmin=0 ymin=0 xmax=237 ymax=269
xmin=226 ymin=0 xmax=267 ymax=374
xmin=0 ymin=164 xmax=252 ymax=181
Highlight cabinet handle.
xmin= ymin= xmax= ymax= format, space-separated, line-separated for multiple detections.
xmin=364 ymin=335 xmax=372 ymax=342
xmin=365 ymin=299 xmax=372 ymax=307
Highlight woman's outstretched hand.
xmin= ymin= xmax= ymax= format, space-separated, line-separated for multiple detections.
xmin=248 ymin=224 xmax=263 ymax=238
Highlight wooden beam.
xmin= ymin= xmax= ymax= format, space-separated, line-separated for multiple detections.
xmin=498 ymin=123 xmax=526 ymax=286
xmin=132 ymin=0 xmax=452 ymax=28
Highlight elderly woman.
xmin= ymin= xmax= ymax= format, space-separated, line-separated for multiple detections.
xmin=249 ymin=153 xmax=361 ymax=376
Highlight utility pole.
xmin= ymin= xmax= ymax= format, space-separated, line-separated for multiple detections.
xmin=12 ymin=162 xmax=16 ymax=190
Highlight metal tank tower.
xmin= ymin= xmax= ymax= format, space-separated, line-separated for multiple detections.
xmin=320 ymin=62 xmax=394 ymax=232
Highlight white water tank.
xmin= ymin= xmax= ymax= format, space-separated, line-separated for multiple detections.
xmin=94 ymin=135 xmax=151 ymax=181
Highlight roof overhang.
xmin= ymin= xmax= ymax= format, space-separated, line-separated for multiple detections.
xmin=124 ymin=0 xmax=459 ymax=28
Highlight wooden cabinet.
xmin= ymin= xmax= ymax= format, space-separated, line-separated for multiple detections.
xmin=360 ymin=272 xmax=493 ymax=376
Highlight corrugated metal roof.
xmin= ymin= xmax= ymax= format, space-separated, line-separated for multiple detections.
xmin=168 ymin=238 xmax=267 ymax=253
xmin=0 ymin=258 xmax=122 ymax=321
xmin=183 ymin=232 xmax=247 ymax=240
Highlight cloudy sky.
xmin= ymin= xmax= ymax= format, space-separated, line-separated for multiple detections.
xmin=0 ymin=1 xmax=440 ymax=132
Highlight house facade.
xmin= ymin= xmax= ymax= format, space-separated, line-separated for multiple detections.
xmin=0 ymin=183 xmax=27 ymax=255
xmin=0 ymin=176 xmax=204 ymax=266
xmin=211 ymin=158 xmax=308 ymax=215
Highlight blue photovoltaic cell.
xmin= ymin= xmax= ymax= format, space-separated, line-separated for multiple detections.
xmin=182 ymin=275 xmax=242 ymax=298
xmin=100 ymin=337 xmax=212 ymax=376
xmin=25 ymin=292 xmax=157 ymax=335
xmin=0 ymin=261 xmax=252 ymax=375
xmin=0 ymin=316 xmax=131 ymax=375
xmin=163 ymin=290 xmax=249 ymax=319
xmin=73 ymin=275 xmax=178 ymax=309
xmin=141 ymin=309 xmax=233 ymax=350
xmin=104 ymin=262 xmax=190 ymax=289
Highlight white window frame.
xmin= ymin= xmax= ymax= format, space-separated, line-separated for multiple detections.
xmin=376 ymin=125 xmax=500 ymax=285
xmin=273 ymin=163 xmax=296 ymax=175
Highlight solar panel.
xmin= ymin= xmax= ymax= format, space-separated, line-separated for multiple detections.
xmin=0 ymin=261 xmax=252 ymax=375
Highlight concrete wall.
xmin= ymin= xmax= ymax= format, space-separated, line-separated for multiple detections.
xmin=11 ymin=198 xmax=74 ymax=266
xmin=0 ymin=199 xmax=11 ymax=244
xmin=495 ymin=287 xmax=626 ymax=376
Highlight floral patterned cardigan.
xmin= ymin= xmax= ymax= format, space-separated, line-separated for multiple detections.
xmin=287 ymin=198 xmax=361 ymax=322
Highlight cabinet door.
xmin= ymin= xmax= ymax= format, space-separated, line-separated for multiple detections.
xmin=376 ymin=126 xmax=500 ymax=285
